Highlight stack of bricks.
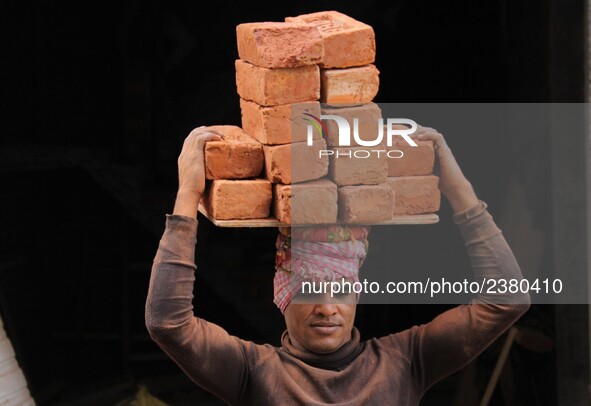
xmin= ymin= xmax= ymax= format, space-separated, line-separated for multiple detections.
xmin=235 ymin=14 xmax=330 ymax=224
xmin=386 ymin=125 xmax=441 ymax=216
xmin=285 ymin=12 xmax=390 ymax=224
xmin=203 ymin=10 xmax=441 ymax=224
xmin=202 ymin=125 xmax=271 ymax=220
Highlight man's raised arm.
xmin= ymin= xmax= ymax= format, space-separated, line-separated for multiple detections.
xmin=145 ymin=128 xmax=249 ymax=404
xmin=391 ymin=128 xmax=531 ymax=393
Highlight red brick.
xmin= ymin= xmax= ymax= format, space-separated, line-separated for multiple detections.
xmin=236 ymin=22 xmax=323 ymax=68
xmin=338 ymin=184 xmax=395 ymax=223
xmin=263 ymin=139 xmax=328 ymax=184
xmin=320 ymin=65 xmax=379 ymax=104
xmin=204 ymin=125 xmax=264 ymax=180
xmin=329 ymin=146 xmax=388 ymax=186
xmin=320 ymin=103 xmax=382 ymax=147
xmin=387 ymin=139 xmax=435 ymax=176
xmin=286 ymin=11 xmax=375 ymax=68
xmin=235 ymin=59 xmax=320 ymax=106
xmin=203 ymin=179 xmax=272 ymax=220
xmin=274 ymin=179 xmax=338 ymax=224
xmin=274 ymin=184 xmax=291 ymax=222
xmin=387 ymin=176 xmax=441 ymax=215
xmin=240 ymin=99 xmax=321 ymax=145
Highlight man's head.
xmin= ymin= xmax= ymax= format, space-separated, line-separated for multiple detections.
xmin=273 ymin=225 xmax=370 ymax=354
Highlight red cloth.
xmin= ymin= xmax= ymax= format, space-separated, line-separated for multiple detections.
xmin=273 ymin=226 xmax=370 ymax=313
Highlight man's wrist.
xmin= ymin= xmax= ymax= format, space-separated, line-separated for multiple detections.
xmin=445 ymin=182 xmax=479 ymax=214
xmin=177 ymin=188 xmax=202 ymax=200
xmin=173 ymin=189 xmax=202 ymax=218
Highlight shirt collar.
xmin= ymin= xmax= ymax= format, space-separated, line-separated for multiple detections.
xmin=280 ymin=327 xmax=364 ymax=371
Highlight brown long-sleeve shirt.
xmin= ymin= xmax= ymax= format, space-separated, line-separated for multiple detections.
xmin=145 ymin=200 xmax=530 ymax=405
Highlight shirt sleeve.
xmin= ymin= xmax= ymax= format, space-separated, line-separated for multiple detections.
xmin=411 ymin=200 xmax=531 ymax=392
xmin=145 ymin=214 xmax=248 ymax=405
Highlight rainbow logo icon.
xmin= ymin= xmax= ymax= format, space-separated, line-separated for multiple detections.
xmin=303 ymin=113 xmax=329 ymax=140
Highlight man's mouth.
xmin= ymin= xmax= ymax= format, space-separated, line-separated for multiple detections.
xmin=310 ymin=322 xmax=341 ymax=334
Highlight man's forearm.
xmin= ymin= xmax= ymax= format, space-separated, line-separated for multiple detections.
xmin=145 ymin=215 xmax=198 ymax=334
xmin=453 ymin=200 xmax=531 ymax=307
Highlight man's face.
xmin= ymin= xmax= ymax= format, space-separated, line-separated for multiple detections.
xmin=284 ymin=290 xmax=357 ymax=354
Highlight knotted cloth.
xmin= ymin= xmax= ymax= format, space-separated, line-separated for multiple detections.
xmin=273 ymin=226 xmax=370 ymax=313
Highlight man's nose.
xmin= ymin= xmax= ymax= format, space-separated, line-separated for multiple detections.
xmin=314 ymin=301 xmax=338 ymax=316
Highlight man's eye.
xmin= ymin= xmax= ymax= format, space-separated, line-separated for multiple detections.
xmin=294 ymin=292 xmax=321 ymax=301
xmin=333 ymin=292 xmax=351 ymax=297
xmin=333 ymin=292 xmax=356 ymax=302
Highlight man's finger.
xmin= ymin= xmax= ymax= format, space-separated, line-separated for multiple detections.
xmin=187 ymin=126 xmax=224 ymax=140
xmin=196 ymin=132 xmax=223 ymax=146
xmin=198 ymin=129 xmax=224 ymax=137
xmin=416 ymin=132 xmax=437 ymax=141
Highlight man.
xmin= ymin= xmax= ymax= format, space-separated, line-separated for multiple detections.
xmin=145 ymin=125 xmax=530 ymax=405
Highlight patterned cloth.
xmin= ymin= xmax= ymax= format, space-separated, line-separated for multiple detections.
xmin=274 ymin=226 xmax=370 ymax=313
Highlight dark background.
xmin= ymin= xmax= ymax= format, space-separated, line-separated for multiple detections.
xmin=0 ymin=0 xmax=586 ymax=405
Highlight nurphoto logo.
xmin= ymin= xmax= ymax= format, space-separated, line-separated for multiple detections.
xmin=304 ymin=114 xmax=419 ymax=159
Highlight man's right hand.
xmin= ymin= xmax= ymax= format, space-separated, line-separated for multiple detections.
xmin=410 ymin=126 xmax=479 ymax=213
xmin=173 ymin=127 xmax=223 ymax=218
